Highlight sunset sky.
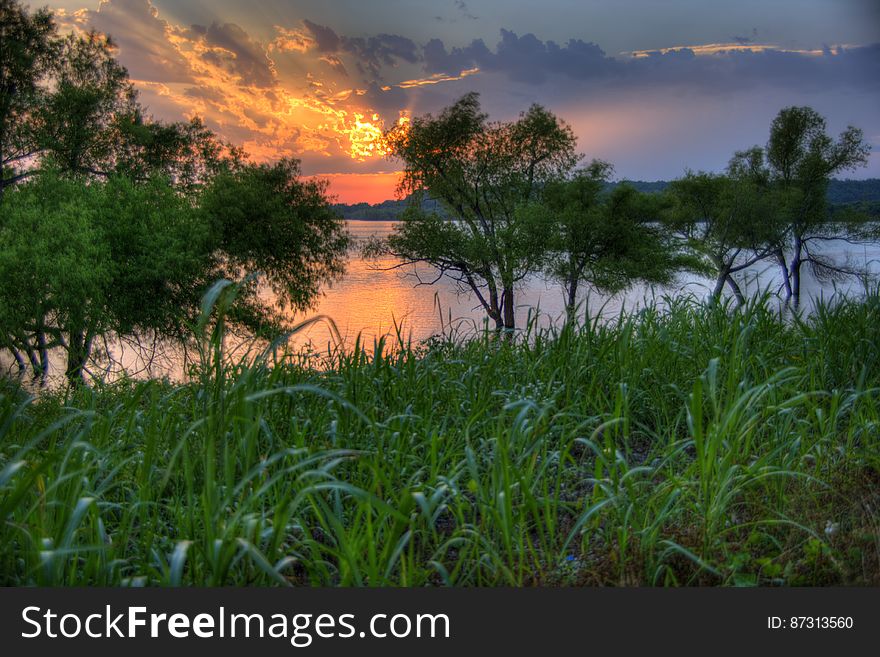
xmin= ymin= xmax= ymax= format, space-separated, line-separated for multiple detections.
xmin=42 ymin=0 xmax=880 ymax=203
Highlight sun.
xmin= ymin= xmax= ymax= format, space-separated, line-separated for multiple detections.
xmin=344 ymin=113 xmax=410 ymax=161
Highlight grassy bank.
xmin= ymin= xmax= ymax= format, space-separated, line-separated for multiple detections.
xmin=1 ymin=291 xmax=878 ymax=586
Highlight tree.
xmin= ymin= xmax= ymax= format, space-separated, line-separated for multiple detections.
xmin=524 ymin=161 xmax=681 ymax=317
xmin=1 ymin=0 xmax=235 ymax=195
xmin=0 ymin=171 xmax=205 ymax=383
xmin=32 ymin=30 xmax=138 ymax=178
xmin=198 ymin=158 xmax=350 ymax=332
xmin=0 ymin=161 xmax=349 ymax=384
xmin=380 ymin=92 xmax=579 ymax=330
xmin=113 ymin=116 xmax=243 ymax=195
xmin=0 ymin=0 xmax=57 ymax=195
xmin=765 ymin=107 xmax=870 ymax=306
xmin=666 ymin=148 xmax=780 ymax=303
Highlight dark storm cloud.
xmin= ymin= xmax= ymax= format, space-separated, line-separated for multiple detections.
xmin=293 ymin=20 xmax=420 ymax=79
xmin=423 ymin=37 xmax=491 ymax=74
xmin=424 ymin=30 xmax=613 ymax=83
xmin=302 ymin=19 xmax=342 ymax=52
xmin=198 ymin=21 xmax=276 ymax=88
xmin=342 ymin=33 xmax=420 ymax=77
xmin=422 ymin=28 xmax=879 ymax=94
xmin=628 ymin=43 xmax=880 ymax=94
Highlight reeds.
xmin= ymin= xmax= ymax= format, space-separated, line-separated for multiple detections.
xmin=1 ymin=286 xmax=877 ymax=585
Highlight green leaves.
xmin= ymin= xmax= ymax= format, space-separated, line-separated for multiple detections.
xmin=199 ymin=158 xmax=349 ymax=320
xmin=534 ymin=168 xmax=681 ymax=310
xmin=382 ymin=93 xmax=579 ymax=329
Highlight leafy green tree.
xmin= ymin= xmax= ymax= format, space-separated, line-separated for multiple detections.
xmin=381 ymin=92 xmax=579 ymax=330
xmin=113 ymin=116 xmax=244 ymax=195
xmin=0 ymin=171 xmax=205 ymax=382
xmin=666 ymin=148 xmax=780 ymax=303
xmin=199 ymin=158 xmax=350 ymax=330
xmin=0 ymin=160 xmax=348 ymax=384
xmin=524 ymin=161 xmax=681 ymax=316
xmin=33 ymin=30 xmax=138 ymax=178
xmin=765 ymin=106 xmax=870 ymax=305
xmin=0 ymin=0 xmax=57 ymax=195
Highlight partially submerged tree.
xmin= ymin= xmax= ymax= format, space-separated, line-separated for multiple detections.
xmin=666 ymin=148 xmax=780 ymax=302
xmin=524 ymin=161 xmax=682 ymax=316
xmin=380 ymin=92 xmax=579 ymax=330
xmin=765 ymin=106 xmax=870 ymax=306
xmin=0 ymin=172 xmax=200 ymax=382
xmin=199 ymin=158 xmax=350 ymax=330
xmin=0 ymin=162 xmax=349 ymax=384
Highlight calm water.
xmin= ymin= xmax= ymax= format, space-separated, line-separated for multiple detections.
xmin=289 ymin=220 xmax=880 ymax=348
xmin=4 ymin=220 xmax=880 ymax=384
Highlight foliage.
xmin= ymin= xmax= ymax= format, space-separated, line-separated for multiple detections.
xmin=525 ymin=160 xmax=683 ymax=312
xmin=0 ymin=161 xmax=348 ymax=383
xmin=334 ymin=196 xmax=447 ymax=221
xmin=0 ymin=171 xmax=206 ymax=382
xmin=113 ymin=116 xmax=242 ymax=196
xmin=665 ymin=148 xmax=781 ymax=301
xmin=381 ymin=92 xmax=579 ymax=329
xmin=32 ymin=31 xmax=138 ymax=177
xmin=200 ymin=158 xmax=351 ymax=323
xmin=765 ymin=106 xmax=871 ymax=304
xmin=0 ymin=0 xmax=57 ymax=193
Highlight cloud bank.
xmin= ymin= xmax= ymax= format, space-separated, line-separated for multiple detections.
xmin=53 ymin=0 xmax=880 ymax=201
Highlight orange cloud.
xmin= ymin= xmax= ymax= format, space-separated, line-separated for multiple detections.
xmin=626 ymin=42 xmax=830 ymax=58
xmin=57 ymin=1 xmax=426 ymax=173
xmin=397 ymin=67 xmax=479 ymax=88
xmin=270 ymin=26 xmax=315 ymax=53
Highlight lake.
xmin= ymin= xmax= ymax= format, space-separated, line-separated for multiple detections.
xmin=285 ymin=220 xmax=880 ymax=349
xmin=4 ymin=220 xmax=880 ymax=384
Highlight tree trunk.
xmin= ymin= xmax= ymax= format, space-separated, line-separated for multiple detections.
xmin=487 ymin=286 xmax=503 ymax=330
xmin=774 ymin=249 xmax=793 ymax=302
xmin=24 ymin=344 xmax=40 ymax=378
xmin=710 ymin=256 xmax=731 ymax=301
xmin=790 ymin=234 xmax=803 ymax=309
xmin=712 ymin=270 xmax=728 ymax=300
xmin=65 ymin=329 xmax=88 ymax=386
xmin=725 ymin=275 xmax=746 ymax=305
xmin=10 ymin=346 xmax=26 ymax=374
xmin=565 ymin=275 xmax=579 ymax=322
xmin=502 ymin=286 xmax=515 ymax=330
xmin=37 ymin=330 xmax=49 ymax=384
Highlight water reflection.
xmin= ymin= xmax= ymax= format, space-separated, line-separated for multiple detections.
xmin=4 ymin=220 xmax=879 ymax=385
xmin=290 ymin=221 xmax=880 ymax=350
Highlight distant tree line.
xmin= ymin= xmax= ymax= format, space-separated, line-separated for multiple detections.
xmin=368 ymin=94 xmax=875 ymax=330
xmin=336 ymin=179 xmax=880 ymax=221
xmin=0 ymin=0 xmax=348 ymax=384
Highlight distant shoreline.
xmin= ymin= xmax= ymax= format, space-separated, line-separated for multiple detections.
xmin=335 ymin=178 xmax=880 ymax=220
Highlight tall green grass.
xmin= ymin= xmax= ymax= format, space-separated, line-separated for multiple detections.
xmin=0 ymin=287 xmax=878 ymax=586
